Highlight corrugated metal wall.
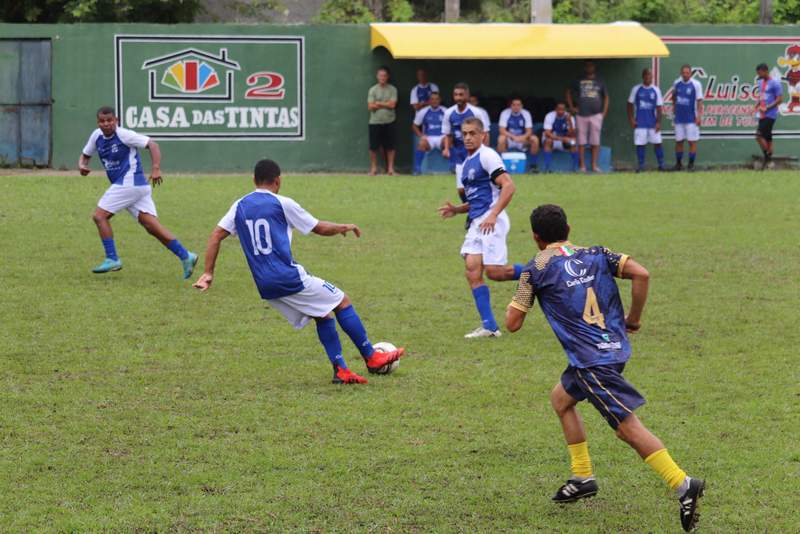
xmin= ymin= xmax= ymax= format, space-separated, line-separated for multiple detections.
xmin=0 ymin=39 xmax=52 ymax=167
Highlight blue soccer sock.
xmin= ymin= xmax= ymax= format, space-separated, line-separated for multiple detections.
xmin=529 ymin=151 xmax=540 ymax=168
xmin=542 ymin=150 xmax=553 ymax=171
xmin=101 ymin=238 xmax=118 ymax=261
xmin=413 ymin=149 xmax=426 ymax=174
xmin=675 ymin=151 xmax=684 ymax=164
xmin=571 ymin=151 xmax=580 ymax=171
xmin=166 ymin=239 xmax=189 ymax=260
xmin=513 ymin=263 xmax=524 ymax=280
xmin=471 ymin=285 xmax=498 ymax=332
xmin=688 ymin=151 xmax=696 ymax=164
xmin=655 ymin=146 xmax=665 ymax=168
xmin=636 ymin=145 xmax=646 ymax=168
xmin=335 ymin=304 xmax=374 ymax=358
xmin=316 ymin=317 xmax=348 ymax=370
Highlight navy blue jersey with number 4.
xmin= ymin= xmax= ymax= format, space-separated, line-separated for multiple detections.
xmin=510 ymin=242 xmax=632 ymax=368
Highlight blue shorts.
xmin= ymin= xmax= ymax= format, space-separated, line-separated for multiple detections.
xmin=561 ymin=363 xmax=646 ymax=430
xmin=450 ymin=145 xmax=468 ymax=165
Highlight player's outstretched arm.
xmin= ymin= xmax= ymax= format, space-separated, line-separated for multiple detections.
xmin=193 ymin=226 xmax=230 ymax=291
xmin=438 ymin=199 xmax=468 ymax=219
xmin=311 ymin=222 xmax=361 ymax=238
xmin=78 ymin=153 xmax=91 ymax=176
xmin=505 ymin=306 xmax=526 ymax=332
xmin=145 ymin=140 xmax=163 ymax=186
xmin=620 ymin=257 xmax=649 ymax=333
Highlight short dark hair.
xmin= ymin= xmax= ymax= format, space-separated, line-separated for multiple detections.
xmin=555 ymin=100 xmax=566 ymax=107
xmin=454 ymin=82 xmax=469 ymax=92
xmin=97 ymin=106 xmax=115 ymax=117
xmin=681 ymin=63 xmax=691 ymax=71
xmin=756 ymin=62 xmax=769 ymax=71
xmin=530 ymin=204 xmax=569 ymax=243
xmin=254 ymin=159 xmax=281 ymax=185
xmin=430 ymin=91 xmax=440 ymax=97
xmin=510 ymin=95 xmax=523 ymax=103
xmin=642 ymin=67 xmax=651 ymax=76
xmin=377 ymin=65 xmax=390 ymax=75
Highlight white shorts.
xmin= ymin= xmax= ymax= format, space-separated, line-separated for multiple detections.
xmin=544 ymin=135 xmax=576 ymax=152
xmin=460 ymin=210 xmax=510 ymax=266
xmin=507 ymin=139 xmax=529 ymax=151
xmin=634 ymin=128 xmax=663 ymax=146
xmin=267 ymin=275 xmax=345 ymax=329
xmin=674 ymin=123 xmax=700 ymax=142
xmin=425 ymin=135 xmax=444 ymax=150
xmin=98 ymin=184 xmax=157 ymax=218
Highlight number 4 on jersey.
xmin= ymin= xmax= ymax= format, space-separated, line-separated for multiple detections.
xmin=582 ymin=287 xmax=606 ymax=329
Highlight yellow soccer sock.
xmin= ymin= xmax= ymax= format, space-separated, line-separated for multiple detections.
xmin=644 ymin=448 xmax=687 ymax=490
xmin=567 ymin=441 xmax=593 ymax=478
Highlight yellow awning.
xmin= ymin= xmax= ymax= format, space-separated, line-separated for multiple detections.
xmin=370 ymin=22 xmax=669 ymax=59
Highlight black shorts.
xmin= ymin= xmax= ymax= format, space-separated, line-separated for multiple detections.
xmin=757 ymin=118 xmax=775 ymax=141
xmin=561 ymin=363 xmax=646 ymax=430
xmin=369 ymin=123 xmax=396 ymax=151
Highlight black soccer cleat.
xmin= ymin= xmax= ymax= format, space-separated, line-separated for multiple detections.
xmin=673 ymin=161 xmax=683 ymax=171
xmin=551 ymin=477 xmax=598 ymax=503
xmin=687 ymin=161 xmax=695 ymax=172
xmin=678 ymin=478 xmax=705 ymax=532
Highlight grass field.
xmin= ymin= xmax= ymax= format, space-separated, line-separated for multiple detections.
xmin=1 ymin=170 xmax=799 ymax=532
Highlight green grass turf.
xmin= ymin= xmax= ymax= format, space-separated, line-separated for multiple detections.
xmin=1 ymin=170 xmax=798 ymax=532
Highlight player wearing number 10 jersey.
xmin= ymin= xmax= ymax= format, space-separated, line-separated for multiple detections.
xmin=505 ymin=205 xmax=705 ymax=533
xmin=192 ymin=159 xmax=403 ymax=384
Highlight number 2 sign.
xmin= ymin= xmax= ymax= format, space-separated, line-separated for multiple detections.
xmin=245 ymin=72 xmax=286 ymax=100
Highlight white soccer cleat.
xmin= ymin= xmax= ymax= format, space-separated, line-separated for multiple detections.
xmin=464 ymin=327 xmax=502 ymax=339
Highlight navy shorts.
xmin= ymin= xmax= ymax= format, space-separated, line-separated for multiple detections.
xmin=757 ymin=118 xmax=775 ymax=142
xmin=561 ymin=363 xmax=646 ymax=430
xmin=450 ymin=145 xmax=468 ymax=165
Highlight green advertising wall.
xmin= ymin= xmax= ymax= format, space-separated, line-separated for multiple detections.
xmin=1 ymin=23 xmax=798 ymax=172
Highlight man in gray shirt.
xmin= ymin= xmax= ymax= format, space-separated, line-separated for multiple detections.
xmin=566 ymin=61 xmax=609 ymax=173
xmin=367 ymin=66 xmax=398 ymax=175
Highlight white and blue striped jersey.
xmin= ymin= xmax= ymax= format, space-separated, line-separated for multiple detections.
xmin=413 ymin=105 xmax=445 ymax=136
xmin=410 ymin=83 xmax=439 ymax=105
xmin=672 ymin=78 xmax=703 ymax=124
xmin=217 ymin=190 xmax=319 ymax=300
xmin=499 ymin=108 xmax=533 ymax=136
xmin=543 ymin=111 xmax=575 ymax=136
xmin=442 ymin=104 xmax=491 ymax=148
xmin=628 ymin=84 xmax=664 ymax=129
xmin=82 ymin=127 xmax=150 ymax=186
xmin=456 ymin=145 xmax=506 ymax=220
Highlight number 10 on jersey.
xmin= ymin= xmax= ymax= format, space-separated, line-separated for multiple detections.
xmin=245 ymin=219 xmax=273 ymax=255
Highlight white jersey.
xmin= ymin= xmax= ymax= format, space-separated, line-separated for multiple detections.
xmin=410 ymin=82 xmax=440 ymax=105
xmin=499 ymin=108 xmax=533 ymax=134
xmin=441 ymin=103 xmax=491 ymax=136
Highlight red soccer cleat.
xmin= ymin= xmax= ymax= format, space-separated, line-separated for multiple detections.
xmin=332 ymin=367 xmax=368 ymax=385
xmin=365 ymin=347 xmax=405 ymax=374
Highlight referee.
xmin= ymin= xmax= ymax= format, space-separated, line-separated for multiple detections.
xmin=367 ymin=66 xmax=398 ymax=176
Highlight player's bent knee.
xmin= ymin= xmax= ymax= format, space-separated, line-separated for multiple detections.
xmin=335 ymin=294 xmax=351 ymax=311
xmin=485 ymin=266 xmax=507 ymax=281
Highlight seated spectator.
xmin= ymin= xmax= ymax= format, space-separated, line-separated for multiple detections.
xmin=412 ymin=92 xmax=445 ymax=175
xmin=410 ymin=68 xmax=439 ymax=112
xmin=542 ymin=101 xmax=579 ymax=173
xmin=498 ymin=97 xmax=540 ymax=171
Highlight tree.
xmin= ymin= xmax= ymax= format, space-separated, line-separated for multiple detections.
xmin=2 ymin=0 xmax=204 ymax=23
xmin=314 ymin=0 xmax=414 ymax=23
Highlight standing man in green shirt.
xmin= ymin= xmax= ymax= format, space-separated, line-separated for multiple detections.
xmin=367 ymin=66 xmax=398 ymax=176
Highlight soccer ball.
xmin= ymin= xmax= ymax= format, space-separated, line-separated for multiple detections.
xmin=371 ymin=341 xmax=400 ymax=375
